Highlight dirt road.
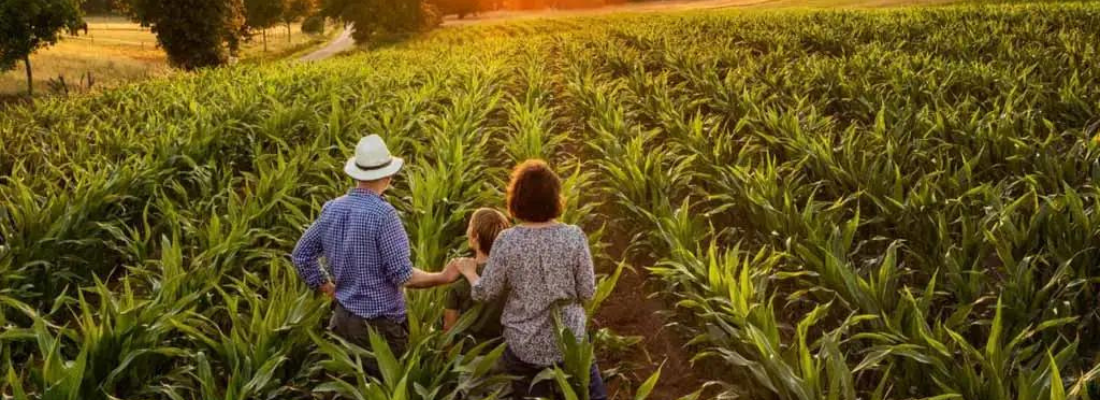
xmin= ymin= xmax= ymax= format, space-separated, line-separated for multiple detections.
xmin=299 ymin=26 xmax=355 ymax=62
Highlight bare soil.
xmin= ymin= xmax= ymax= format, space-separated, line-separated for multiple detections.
xmin=589 ymin=208 xmax=717 ymax=400
xmin=594 ymin=263 xmax=714 ymax=400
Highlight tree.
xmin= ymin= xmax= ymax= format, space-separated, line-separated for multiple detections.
xmin=123 ymin=0 xmax=246 ymax=70
xmin=321 ymin=0 xmax=438 ymax=43
xmin=244 ymin=0 xmax=284 ymax=52
xmin=80 ymin=0 xmax=125 ymax=14
xmin=281 ymin=0 xmax=315 ymax=42
xmin=0 ymin=0 xmax=83 ymax=96
xmin=434 ymin=0 xmax=483 ymax=19
xmin=300 ymin=13 xmax=325 ymax=35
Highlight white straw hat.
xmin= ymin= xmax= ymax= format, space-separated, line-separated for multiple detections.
xmin=344 ymin=135 xmax=404 ymax=181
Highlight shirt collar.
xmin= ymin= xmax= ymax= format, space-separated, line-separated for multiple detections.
xmin=348 ymin=187 xmax=381 ymax=198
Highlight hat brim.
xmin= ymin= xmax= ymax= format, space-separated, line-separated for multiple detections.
xmin=344 ymin=157 xmax=404 ymax=181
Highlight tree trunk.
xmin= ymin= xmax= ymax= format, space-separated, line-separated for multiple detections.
xmin=24 ymin=55 xmax=33 ymax=96
xmin=262 ymin=28 xmax=267 ymax=52
xmin=287 ymin=23 xmax=292 ymax=42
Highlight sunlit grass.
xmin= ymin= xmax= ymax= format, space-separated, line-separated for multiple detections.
xmin=0 ymin=16 xmax=166 ymax=96
xmin=0 ymin=16 xmax=336 ymax=97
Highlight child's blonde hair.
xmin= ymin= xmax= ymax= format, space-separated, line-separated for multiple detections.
xmin=471 ymin=208 xmax=511 ymax=255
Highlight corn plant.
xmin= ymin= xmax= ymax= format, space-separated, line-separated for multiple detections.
xmin=4 ymin=3 xmax=1100 ymax=399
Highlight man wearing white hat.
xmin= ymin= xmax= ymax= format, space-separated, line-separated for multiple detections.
xmin=292 ymin=134 xmax=459 ymax=374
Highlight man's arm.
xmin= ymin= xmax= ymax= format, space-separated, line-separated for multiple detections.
xmin=377 ymin=208 xmax=416 ymax=286
xmin=377 ymin=208 xmax=460 ymax=289
xmin=404 ymin=261 xmax=462 ymax=288
xmin=292 ymin=206 xmax=331 ymax=293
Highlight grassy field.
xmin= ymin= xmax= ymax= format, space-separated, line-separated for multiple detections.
xmin=442 ymin=0 xmax=960 ymax=25
xmin=0 ymin=16 xmax=336 ymax=97
xmin=3 ymin=1 xmax=1100 ymax=400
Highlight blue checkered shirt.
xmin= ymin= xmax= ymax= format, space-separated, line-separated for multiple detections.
xmin=292 ymin=188 xmax=414 ymax=319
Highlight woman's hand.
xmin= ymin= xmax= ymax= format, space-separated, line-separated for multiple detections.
xmin=456 ymin=257 xmax=479 ymax=277
xmin=453 ymin=258 xmax=482 ymax=287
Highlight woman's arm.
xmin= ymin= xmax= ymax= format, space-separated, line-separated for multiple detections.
xmin=574 ymin=228 xmax=596 ymax=301
xmin=469 ymin=238 xmax=508 ymax=301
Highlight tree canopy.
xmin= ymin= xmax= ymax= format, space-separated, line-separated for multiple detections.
xmin=321 ymin=0 xmax=439 ymax=43
xmin=280 ymin=0 xmax=316 ymax=40
xmin=124 ymin=0 xmax=246 ymax=70
xmin=244 ymin=0 xmax=284 ymax=50
xmin=81 ymin=0 xmax=119 ymax=14
xmin=283 ymin=0 xmax=315 ymax=26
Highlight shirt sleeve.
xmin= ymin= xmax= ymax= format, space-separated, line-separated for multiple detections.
xmin=292 ymin=202 xmax=330 ymax=289
xmin=377 ymin=207 xmax=415 ymax=286
xmin=471 ymin=234 xmax=509 ymax=302
xmin=574 ymin=227 xmax=596 ymax=302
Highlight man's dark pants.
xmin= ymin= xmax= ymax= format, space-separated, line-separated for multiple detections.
xmin=329 ymin=303 xmax=409 ymax=378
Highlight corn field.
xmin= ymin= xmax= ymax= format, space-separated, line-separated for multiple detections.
xmin=3 ymin=1 xmax=1100 ymax=399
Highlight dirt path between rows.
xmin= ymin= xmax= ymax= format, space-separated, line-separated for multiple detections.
xmin=593 ymin=226 xmax=716 ymax=400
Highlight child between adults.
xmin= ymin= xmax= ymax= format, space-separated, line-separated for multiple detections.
xmin=453 ymin=160 xmax=609 ymax=400
xmin=443 ymin=208 xmax=511 ymax=342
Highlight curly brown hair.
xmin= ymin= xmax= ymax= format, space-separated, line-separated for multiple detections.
xmin=506 ymin=160 xmax=563 ymax=223
xmin=470 ymin=208 xmax=511 ymax=254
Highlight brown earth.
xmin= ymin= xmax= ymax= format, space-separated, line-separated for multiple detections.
xmin=594 ymin=263 xmax=713 ymax=400
xmin=589 ymin=206 xmax=718 ymax=400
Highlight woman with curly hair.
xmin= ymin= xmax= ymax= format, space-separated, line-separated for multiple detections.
xmin=455 ymin=159 xmax=608 ymax=400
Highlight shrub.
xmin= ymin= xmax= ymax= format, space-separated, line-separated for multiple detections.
xmin=301 ymin=13 xmax=324 ymax=34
